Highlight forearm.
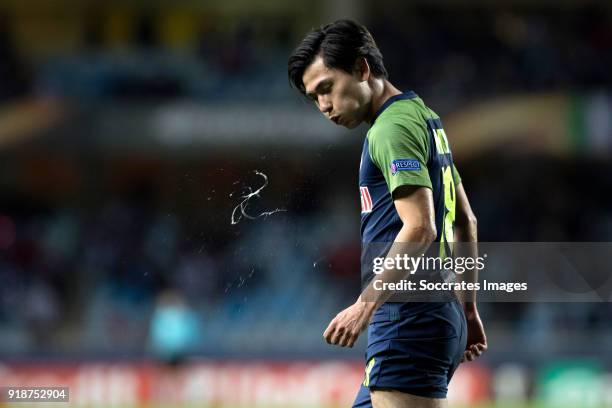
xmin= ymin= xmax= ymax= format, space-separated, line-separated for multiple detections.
xmin=358 ymin=224 xmax=436 ymax=313
xmin=455 ymin=215 xmax=478 ymax=308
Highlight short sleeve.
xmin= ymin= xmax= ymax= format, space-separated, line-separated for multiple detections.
xmin=452 ymin=163 xmax=462 ymax=186
xmin=368 ymin=121 xmax=432 ymax=195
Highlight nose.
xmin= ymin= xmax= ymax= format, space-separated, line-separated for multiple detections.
xmin=317 ymin=95 xmax=332 ymax=114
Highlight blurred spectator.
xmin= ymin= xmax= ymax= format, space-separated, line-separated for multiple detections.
xmin=149 ymin=289 xmax=200 ymax=364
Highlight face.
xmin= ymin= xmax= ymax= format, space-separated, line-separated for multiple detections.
xmin=302 ymin=56 xmax=372 ymax=129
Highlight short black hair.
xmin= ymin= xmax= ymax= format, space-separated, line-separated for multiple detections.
xmin=288 ymin=19 xmax=388 ymax=95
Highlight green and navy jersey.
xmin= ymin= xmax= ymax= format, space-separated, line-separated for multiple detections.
xmin=359 ymin=91 xmax=461 ymax=256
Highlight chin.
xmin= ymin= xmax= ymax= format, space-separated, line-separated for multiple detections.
xmin=344 ymin=120 xmax=360 ymax=129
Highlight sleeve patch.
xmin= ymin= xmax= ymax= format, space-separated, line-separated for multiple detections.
xmin=390 ymin=159 xmax=421 ymax=175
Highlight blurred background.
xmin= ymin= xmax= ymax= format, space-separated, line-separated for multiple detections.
xmin=0 ymin=0 xmax=611 ymax=406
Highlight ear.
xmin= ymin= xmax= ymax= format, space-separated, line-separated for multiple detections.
xmin=355 ymin=57 xmax=370 ymax=81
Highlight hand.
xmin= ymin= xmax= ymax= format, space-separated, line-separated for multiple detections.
xmin=461 ymin=305 xmax=487 ymax=362
xmin=323 ymin=301 xmax=375 ymax=348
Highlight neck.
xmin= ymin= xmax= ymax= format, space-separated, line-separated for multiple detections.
xmin=366 ymin=79 xmax=402 ymax=124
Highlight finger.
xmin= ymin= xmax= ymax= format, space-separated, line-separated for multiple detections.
xmin=472 ymin=343 xmax=487 ymax=358
xmin=341 ymin=330 xmax=357 ymax=347
xmin=476 ymin=342 xmax=488 ymax=352
xmin=323 ymin=323 xmax=333 ymax=340
xmin=330 ymin=327 xmax=345 ymax=345
xmin=464 ymin=350 xmax=474 ymax=361
xmin=323 ymin=323 xmax=336 ymax=344
xmin=473 ymin=343 xmax=486 ymax=354
xmin=339 ymin=333 xmax=351 ymax=347
xmin=347 ymin=332 xmax=359 ymax=348
xmin=470 ymin=345 xmax=482 ymax=357
xmin=345 ymin=331 xmax=359 ymax=348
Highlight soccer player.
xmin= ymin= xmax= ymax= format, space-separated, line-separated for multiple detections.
xmin=288 ymin=20 xmax=487 ymax=407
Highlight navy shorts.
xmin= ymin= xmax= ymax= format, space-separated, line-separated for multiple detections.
xmin=352 ymin=300 xmax=467 ymax=407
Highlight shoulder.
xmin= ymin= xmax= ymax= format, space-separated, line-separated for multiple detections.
xmin=367 ymin=100 xmax=430 ymax=155
xmin=369 ymin=100 xmax=430 ymax=141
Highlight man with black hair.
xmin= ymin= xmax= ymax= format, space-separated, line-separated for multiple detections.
xmin=288 ymin=20 xmax=487 ymax=407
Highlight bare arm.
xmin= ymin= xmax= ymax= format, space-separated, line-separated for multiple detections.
xmin=454 ymin=182 xmax=478 ymax=304
xmin=359 ymin=185 xmax=437 ymax=307
xmin=454 ymin=182 xmax=487 ymax=362
xmin=323 ymin=185 xmax=436 ymax=347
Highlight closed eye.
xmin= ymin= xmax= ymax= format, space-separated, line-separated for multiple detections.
xmin=320 ymin=83 xmax=332 ymax=95
xmin=306 ymin=80 xmax=333 ymax=103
